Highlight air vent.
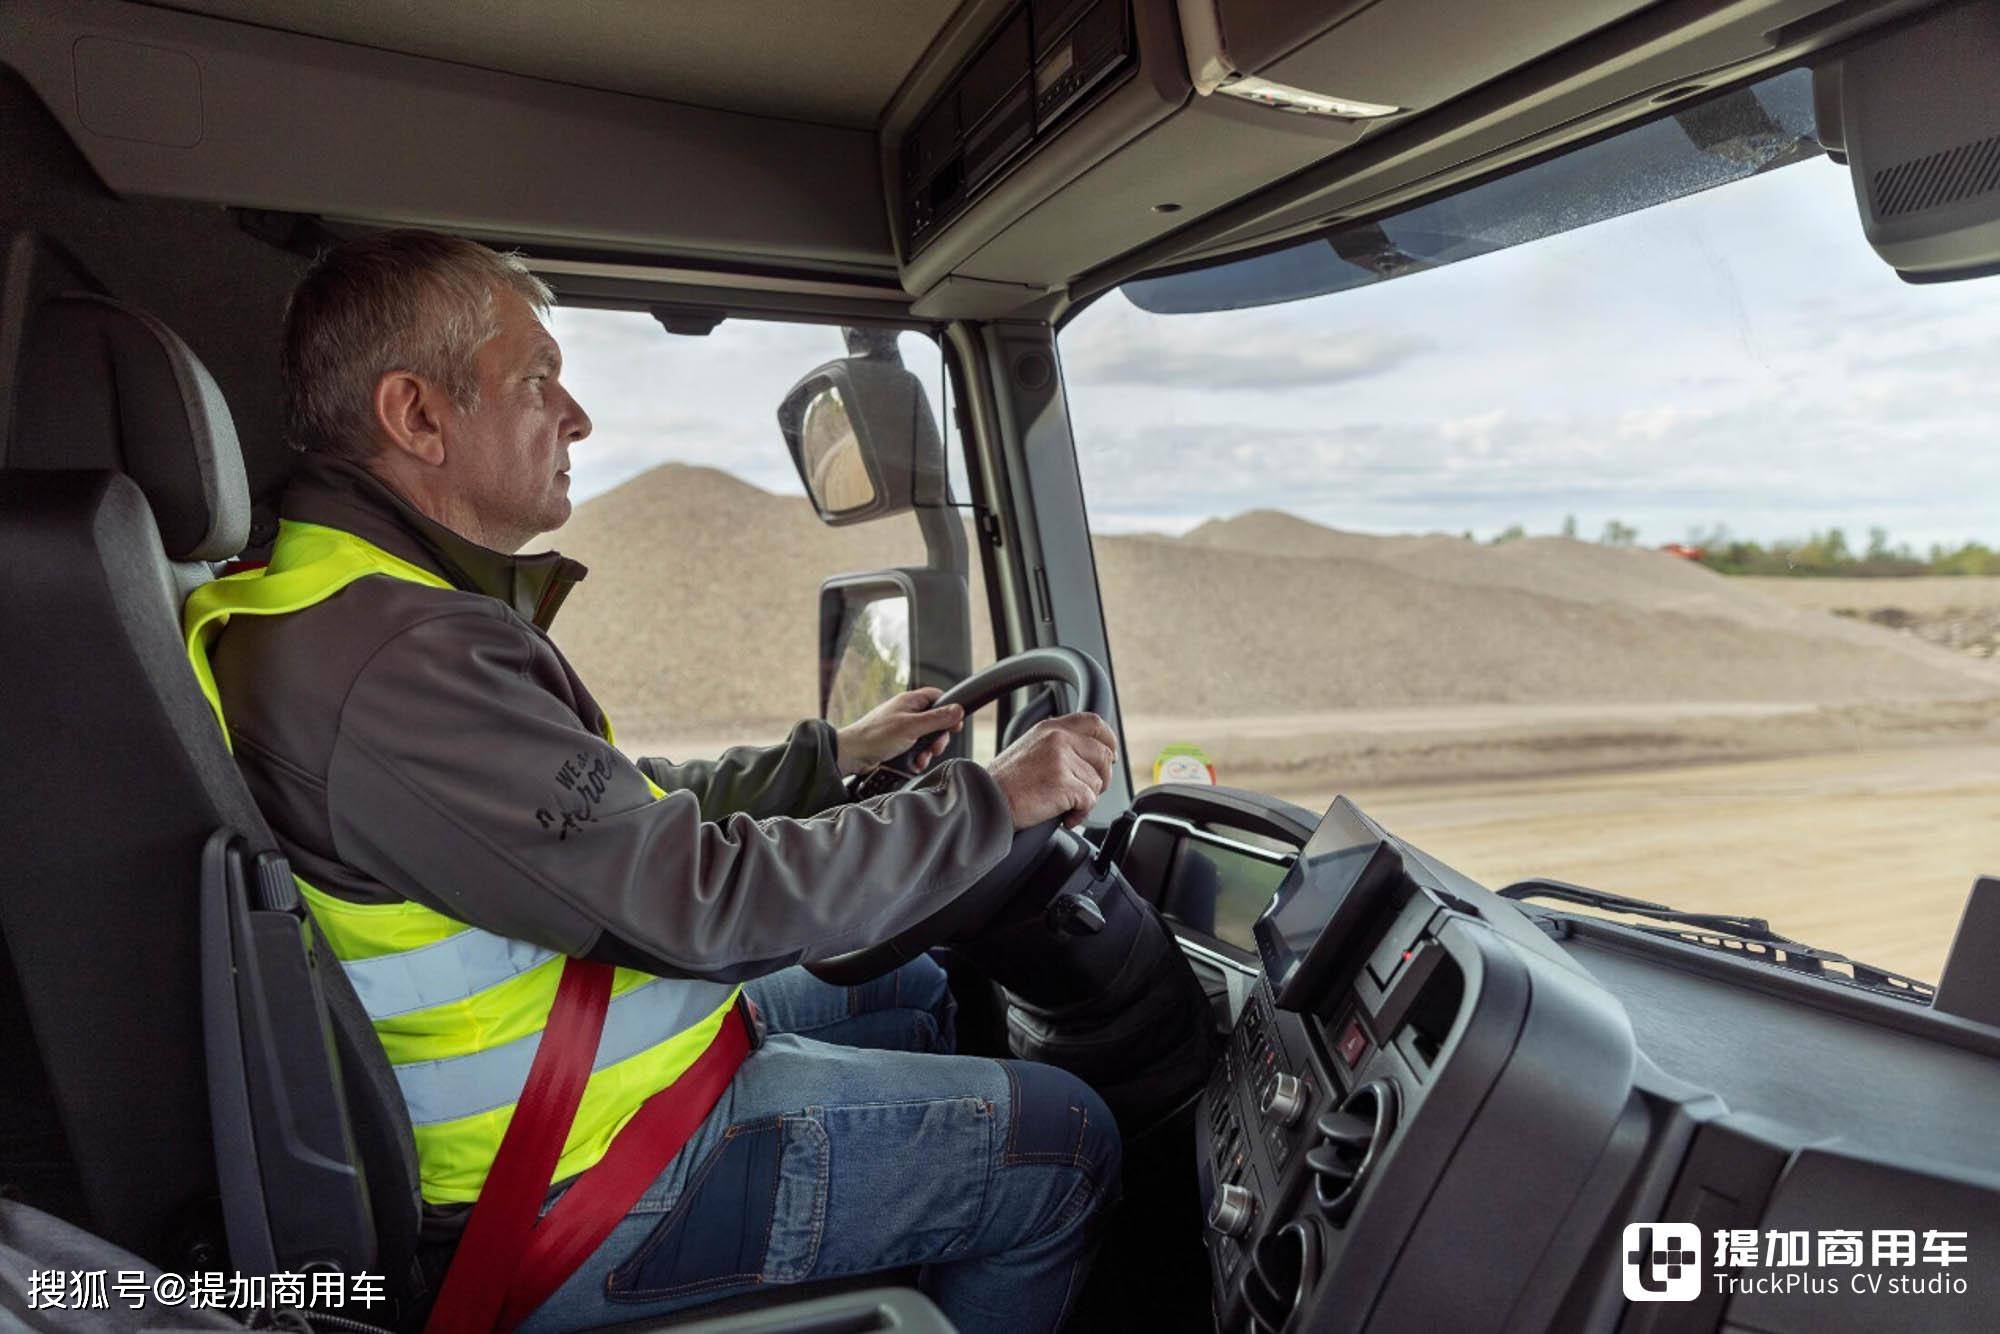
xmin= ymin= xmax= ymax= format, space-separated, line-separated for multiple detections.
xmin=1872 ymin=133 xmax=2000 ymax=217
xmin=1239 ymin=1220 xmax=1319 ymax=1334
xmin=1307 ymin=1079 xmax=1397 ymax=1224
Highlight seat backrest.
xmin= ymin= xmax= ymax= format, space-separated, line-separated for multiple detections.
xmin=0 ymin=270 xmax=419 ymax=1283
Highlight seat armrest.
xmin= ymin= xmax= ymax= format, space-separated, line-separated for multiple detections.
xmin=600 ymin=1286 xmax=956 ymax=1333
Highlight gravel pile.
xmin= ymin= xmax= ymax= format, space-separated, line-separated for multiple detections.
xmin=550 ymin=467 xmax=1999 ymax=742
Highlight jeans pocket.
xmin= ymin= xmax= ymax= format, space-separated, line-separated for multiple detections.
xmin=811 ymin=1097 xmax=993 ymax=1276
xmin=606 ymin=1114 xmax=829 ymax=1302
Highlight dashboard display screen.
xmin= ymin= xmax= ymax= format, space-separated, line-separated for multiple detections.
xmin=1255 ymin=798 xmax=1397 ymax=1004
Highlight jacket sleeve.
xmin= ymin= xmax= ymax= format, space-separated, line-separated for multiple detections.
xmin=636 ymin=723 xmax=848 ymax=821
xmin=322 ymin=606 xmax=1014 ymax=981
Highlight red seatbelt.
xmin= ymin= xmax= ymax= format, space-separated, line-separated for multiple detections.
xmin=424 ymin=959 xmax=752 ymax=1334
xmin=500 ymin=1006 xmax=751 ymax=1328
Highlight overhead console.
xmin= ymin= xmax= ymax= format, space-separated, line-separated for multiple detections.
xmin=887 ymin=0 xmax=1680 ymax=306
xmin=889 ymin=0 xmax=1929 ymax=315
xmin=900 ymin=0 xmax=1138 ymax=256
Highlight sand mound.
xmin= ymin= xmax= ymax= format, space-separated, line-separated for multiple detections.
xmin=1094 ymin=538 xmax=1991 ymax=716
xmin=1194 ymin=513 xmax=1838 ymax=624
xmin=549 ymin=467 xmax=1997 ymax=743
xmin=547 ymin=464 xmax=943 ymax=738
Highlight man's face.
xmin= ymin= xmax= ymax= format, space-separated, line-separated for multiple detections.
xmin=443 ymin=285 xmax=592 ymax=549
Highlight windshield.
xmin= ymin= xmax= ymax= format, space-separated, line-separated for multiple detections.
xmin=1064 ymin=68 xmax=2000 ymax=983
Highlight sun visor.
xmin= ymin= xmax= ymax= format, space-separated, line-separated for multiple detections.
xmin=1818 ymin=1 xmax=2000 ymax=283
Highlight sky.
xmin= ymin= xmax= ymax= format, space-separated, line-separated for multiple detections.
xmin=551 ymin=145 xmax=2000 ymax=553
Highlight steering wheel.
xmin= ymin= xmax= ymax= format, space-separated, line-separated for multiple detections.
xmin=805 ymin=647 xmax=1112 ymax=986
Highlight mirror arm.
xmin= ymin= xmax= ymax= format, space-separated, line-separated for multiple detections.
xmin=842 ymin=326 xmax=903 ymax=363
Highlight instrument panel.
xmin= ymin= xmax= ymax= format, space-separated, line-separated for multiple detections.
xmin=1194 ymin=803 xmax=1642 ymax=1333
xmin=1183 ymin=796 xmax=2000 ymax=1333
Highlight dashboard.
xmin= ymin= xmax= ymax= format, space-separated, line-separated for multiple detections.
xmin=1166 ymin=794 xmax=2000 ymax=1334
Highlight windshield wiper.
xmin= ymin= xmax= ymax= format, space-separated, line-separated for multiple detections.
xmin=1499 ymin=878 xmax=1936 ymax=1003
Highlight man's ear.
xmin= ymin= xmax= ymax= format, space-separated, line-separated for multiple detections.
xmin=372 ymin=371 xmax=448 ymax=466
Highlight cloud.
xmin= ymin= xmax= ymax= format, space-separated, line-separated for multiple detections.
xmin=548 ymin=309 xmax=870 ymax=503
xmin=1068 ymin=375 xmax=2000 ymax=547
xmin=1062 ymin=297 xmax=1432 ymax=389
xmin=1056 ymin=160 xmax=2000 ymax=550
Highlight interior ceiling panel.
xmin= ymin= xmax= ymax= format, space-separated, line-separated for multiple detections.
xmin=148 ymin=0 xmax=959 ymax=126
xmin=7 ymin=0 xmax=896 ymax=271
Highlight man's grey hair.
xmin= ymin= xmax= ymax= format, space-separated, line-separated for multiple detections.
xmin=281 ymin=229 xmax=555 ymax=459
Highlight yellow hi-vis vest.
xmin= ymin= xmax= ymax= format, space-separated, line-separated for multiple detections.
xmin=184 ymin=519 xmax=739 ymax=1204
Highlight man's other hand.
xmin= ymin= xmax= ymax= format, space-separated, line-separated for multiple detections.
xmin=986 ymin=714 xmax=1118 ymax=830
xmin=836 ymin=687 xmax=967 ymax=778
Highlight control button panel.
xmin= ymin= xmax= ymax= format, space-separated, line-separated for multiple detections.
xmin=1239 ymin=990 xmax=1283 ymax=1099
xmin=1218 ymin=988 xmax=1323 ymax=1191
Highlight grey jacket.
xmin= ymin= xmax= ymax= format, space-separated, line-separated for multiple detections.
xmin=209 ymin=455 xmax=1013 ymax=981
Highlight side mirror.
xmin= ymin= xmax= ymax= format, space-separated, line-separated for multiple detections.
xmin=779 ymin=357 xmax=946 ymax=526
xmin=819 ymin=569 xmax=973 ymax=759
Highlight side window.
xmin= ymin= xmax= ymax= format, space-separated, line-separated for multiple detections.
xmin=543 ymin=311 xmax=943 ymax=761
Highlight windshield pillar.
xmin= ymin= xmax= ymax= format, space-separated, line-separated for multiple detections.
xmin=968 ymin=320 xmax=1133 ymax=816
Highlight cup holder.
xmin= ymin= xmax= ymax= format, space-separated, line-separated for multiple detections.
xmin=1240 ymin=1219 xmax=1321 ymax=1333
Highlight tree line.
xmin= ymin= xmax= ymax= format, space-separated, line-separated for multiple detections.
xmin=1480 ymin=517 xmax=2000 ymax=577
xmin=1686 ymin=525 xmax=2000 ymax=577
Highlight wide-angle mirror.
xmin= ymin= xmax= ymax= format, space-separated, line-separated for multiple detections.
xmin=777 ymin=347 xmax=946 ymax=527
xmin=821 ymin=589 xmax=912 ymax=727
xmin=795 ymin=383 xmax=876 ymax=514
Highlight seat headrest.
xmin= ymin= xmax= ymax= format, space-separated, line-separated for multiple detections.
xmin=8 ymin=293 xmax=249 ymax=561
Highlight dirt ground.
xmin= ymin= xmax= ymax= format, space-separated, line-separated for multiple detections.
xmin=1745 ymin=575 xmax=2000 ymax=659
xmin=1121 ymin=696 xmax=2000 ymax=792
xmin=1262 ymin=740 xmax=2000 ymax=985
xmin=1102 ymin=578 xmax=2000 ymax=984
xmin=1741 ymin=575 xmax=2000 ymax=615
xmin=633 ymin=708 xmax=1998 ymax=984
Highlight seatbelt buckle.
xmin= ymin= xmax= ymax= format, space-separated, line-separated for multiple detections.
xmin=739 ymin=994 xmax=765 ymax=1051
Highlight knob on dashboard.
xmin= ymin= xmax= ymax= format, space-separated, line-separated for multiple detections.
xmin=1208 ymin=1183 xmax=1256 ymax=1238
xmin=1260 ymin=1073 xmax=1306 ymax=1127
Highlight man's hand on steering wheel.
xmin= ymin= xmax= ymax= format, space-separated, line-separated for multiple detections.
xmin=836 ymin=687 xmax=967 ymax=778
xmin=987 ymin=714 xmax=1117 ymax=830
xmin=806 ymin=649 xmax=1114 ymax=984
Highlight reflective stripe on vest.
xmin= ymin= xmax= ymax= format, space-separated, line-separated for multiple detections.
xmin=184 ymin=519 xmax=739 ymax=1204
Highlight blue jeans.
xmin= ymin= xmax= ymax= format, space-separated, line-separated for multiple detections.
xmin=516 ymin=957 xmax=1122 ymax=1333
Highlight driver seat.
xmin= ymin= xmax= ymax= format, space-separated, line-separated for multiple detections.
xmin=0 ymin=245 xmax=424 ymax=1310
xmin=0 ymin=245 xmax=937 ymax=1331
